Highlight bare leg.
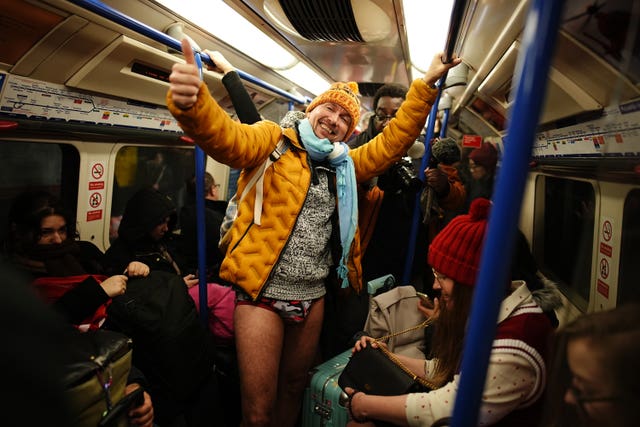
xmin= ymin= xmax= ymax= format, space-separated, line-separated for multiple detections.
xmin=235 ymin=304 xmax=284 ymax=427
xmin=273 ymin=298 xmax=325 ymax=427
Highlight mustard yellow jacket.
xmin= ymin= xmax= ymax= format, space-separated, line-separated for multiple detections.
xmin=167 ymin=80 xmax=437 ymax=300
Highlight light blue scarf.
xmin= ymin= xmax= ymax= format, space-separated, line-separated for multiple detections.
xmin=298 ymin=118 xmax=357 ymax=288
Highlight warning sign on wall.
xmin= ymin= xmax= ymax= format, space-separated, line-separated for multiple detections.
xmin=87 ymin=161 xmax=106 ymax=222
xmin=596 ymin=217 xmax=615 ymax=299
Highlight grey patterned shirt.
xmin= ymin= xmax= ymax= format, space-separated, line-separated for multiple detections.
xmin=262 ymin=167 xmax=334 ymax=300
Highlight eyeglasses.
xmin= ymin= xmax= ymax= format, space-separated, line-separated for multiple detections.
xmin=568 ymin=384 xmax=622 ymax=405
xmin=432 ymin=268 xmax=448 ymax=284
xmin=375 ymin=112 xmax=396 ymax=122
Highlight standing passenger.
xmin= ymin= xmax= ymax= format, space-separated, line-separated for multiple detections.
xmin=465 ymin=141 xmax=498 ymax=209
xmin=179 ymin=172 xmax=227 ymax=281
xmin=167 ymin=38 xmax=461 ymax=427
xmin=348 ymin=84 xmax=416 ymax=285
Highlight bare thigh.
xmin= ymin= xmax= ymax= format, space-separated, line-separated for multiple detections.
xmin=279 ymin=297 xmax=325 ymax=390
xmin=235 ymin=303 xmax=284 ymax=423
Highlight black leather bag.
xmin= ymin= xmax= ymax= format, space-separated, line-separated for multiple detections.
xmin=338 ymin=345 xmax=434 ymax=396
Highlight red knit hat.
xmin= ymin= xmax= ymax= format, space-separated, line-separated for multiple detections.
xmin=427 ymin=198 xmax=491 ymax=287
xmin=306 ymin=81 xmax=361 ymax=140
xmin=469 ymin=142 xmax=498 ymax=174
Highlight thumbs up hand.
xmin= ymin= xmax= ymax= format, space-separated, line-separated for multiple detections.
xmin=169 ymin=38 xmax=203 ymax=109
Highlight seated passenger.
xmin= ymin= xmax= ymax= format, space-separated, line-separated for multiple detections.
xmin=345 ymin=198 xmax=557 ymax=427
xmin=544 ymin=303 xmax=640 ymax=427
xmin=3 ymin=190 xmax=149 ymax=329
xmin=103 ymin=186 xmax=230 ymax=426
xmin=2 ymin=190 xmax=154 ymax=426
xmin=103 ymin=187 xmax=196 ymax=286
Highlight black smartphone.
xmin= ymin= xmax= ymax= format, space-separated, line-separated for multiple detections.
xmin=98 ymin=387 xmax=144 ymax=427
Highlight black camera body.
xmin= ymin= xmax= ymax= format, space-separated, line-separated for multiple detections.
xmin=378 ymin=157 xmax=422 ymax=194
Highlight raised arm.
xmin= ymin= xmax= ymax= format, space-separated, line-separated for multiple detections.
xmin=205 ymin=50 xmax=261 ymax=124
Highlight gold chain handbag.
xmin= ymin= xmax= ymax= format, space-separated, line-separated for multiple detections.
xmin=338 ymin=317 xmax=438 ymax=395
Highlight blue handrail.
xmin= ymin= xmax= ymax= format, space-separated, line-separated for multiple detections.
xmin=450 ymin=0 xmax=566 ymax=426
xmin=67 ymin=0 xmax=308 ymax=104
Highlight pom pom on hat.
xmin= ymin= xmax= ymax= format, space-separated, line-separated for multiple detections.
xmin=469 ymin=142 xmax=498 ymax=174
xmin=432 ymin=137 xmax=461 ymax=165
xmin=427 ymin=198 xmax=491 ymax=287
xmin=306 ymin=82 xmax=361 ymax=140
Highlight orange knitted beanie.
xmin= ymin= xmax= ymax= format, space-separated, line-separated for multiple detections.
xmin=306 ymin=82 xmax=361 ymax=140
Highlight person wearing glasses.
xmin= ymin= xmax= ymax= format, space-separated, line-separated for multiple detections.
xmin=345 ymin=198 xmax=558 ymax=427
xmin=348 ymin=83 xmax=409 ymax=150
xmin=348 ymin=83 xmax=433 ymax=292
xmin=180 ymin=171 xmax=228 ymax=281
xmin=543 ymin=303 xmax=640 ymax=427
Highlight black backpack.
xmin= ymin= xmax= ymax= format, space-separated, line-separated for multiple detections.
xmin=106 ymin=271 xmax=215 ymax=402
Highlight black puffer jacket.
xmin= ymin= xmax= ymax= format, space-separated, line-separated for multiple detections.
xmin=103 ymin=188 xmax=184 ymax=276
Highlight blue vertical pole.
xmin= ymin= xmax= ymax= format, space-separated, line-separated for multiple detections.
xmin=402 ymin=81 xmax=444 ymax=285
xmin=193 ymin=52 xmax=209 ymax=327
xmin=450 ymin=1 xmax=565 ymax=426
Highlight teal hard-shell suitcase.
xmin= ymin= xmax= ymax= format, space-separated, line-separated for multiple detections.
xmin=302 ymin=349 xmax=351 ymax=427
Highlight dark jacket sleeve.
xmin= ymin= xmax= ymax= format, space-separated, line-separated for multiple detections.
xmin=221 ymin=71 xmax=261 ymax=124
xmin=127 ymin=364 xmax=150 ymax=389
xmin=52 ymin=276 xmax=110 ymax=324
xmin=101 ymin=240 xmax=133 ymax=276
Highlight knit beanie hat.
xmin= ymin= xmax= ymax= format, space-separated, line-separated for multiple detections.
xmin=306 ymin=82 xmax=361 ymax=140
xmin=432 ymin=137 xmax=461 ymax=165
xmin=469 ymin=142 xmax=498 ymax=174
xmin=427 ymin=198 xmax=491 ymax=287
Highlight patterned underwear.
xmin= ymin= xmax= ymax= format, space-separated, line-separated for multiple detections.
xmin=236 ymin=294 xmax=315 ymax=323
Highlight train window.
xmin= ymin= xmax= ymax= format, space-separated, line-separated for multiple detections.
xmin=536 ymin=176 xmax=595 ymax=310
xmin=110 ymin=145 xmax=194 ymax=242
xmin=618 ymin=189 xmax=640 ymax=305
xmin=0 ymin=141 xmax=80 ymax=245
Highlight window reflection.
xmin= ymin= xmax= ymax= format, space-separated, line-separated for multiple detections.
xmin=538 ymin=177 xmax=595 ymax=309
xmin=111 ymin=146 xmax=194 ymax=242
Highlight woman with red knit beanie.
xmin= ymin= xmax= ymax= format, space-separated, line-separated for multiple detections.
xmin=465 ymin=142 xmax=499 ymax=210
xmin=345 ymin=198 xmax=558 ymax=427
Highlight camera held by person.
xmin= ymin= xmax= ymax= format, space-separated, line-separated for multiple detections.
xmin=378 ymin=156 xmax=422 ymax=194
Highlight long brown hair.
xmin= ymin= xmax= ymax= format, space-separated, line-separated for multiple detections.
xmin=428 ymin=282 xmax=475 ymax=386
